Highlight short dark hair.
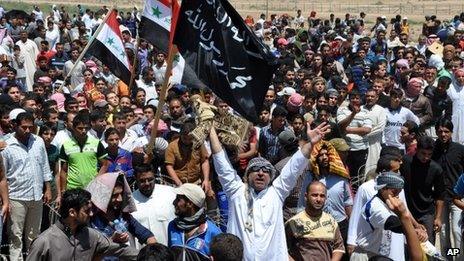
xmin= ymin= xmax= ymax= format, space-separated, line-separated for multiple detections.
xmin=113 ymin=112 xmax=126 ymax=121
xmin=417 ymin=136 xmax=435 ymax=151
xmin=390 ymin=88 xmax=403 ymax=97
xmin=137 ymin=243 xmax=174 ymax=261
xmin=59 ymin=189 xmax=91 ymax=219
xmin=403 ymin=120 xmax=419 ymax=136
xmin=379 ymin=146 xmax=402 ymax=158
xmin=39 ymin=121 xmax=57 ymax=136
xmin=435 ymin=117 xmax=453 ymax=132
xmin=210 ymin=233 xmax=244 ymax=261
xmin=134 ymin=165 xmax=155 ymax=177
xmin=16 ymin=112 xmax=34 ymax=125
xmin=272 ymin=106 xmax=287 ymax=118
xmin=180 ymin=121 xmax=196 ymax=135
xmin=376 ymin=154 xmax=400 ymax=173
xmin=104 ymin=127 xmax=120 ymax=140
xmin=90 ymin=110 xmax=106 ymax=122
xmin=72 ymin=111 xmax=90 ymax=127
xmin=65 ymin=97 xmax=78 ymax=109
xmin=143 ymin=104 xmax=157 ymax=113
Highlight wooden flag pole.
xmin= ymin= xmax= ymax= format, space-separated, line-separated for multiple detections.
xmin=62 ymin=8 xmax=114 ymax=91
xmin=146 ymin=44 xmax=178 ymax=154
xmin=127 ymin=37 xmax=139 ymax=91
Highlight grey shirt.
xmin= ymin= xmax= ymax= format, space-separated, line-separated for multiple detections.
xmin=27 ymin=220 xmax=138 ymax=261
xmin=297 ymin=172 xmax=353 ymax=223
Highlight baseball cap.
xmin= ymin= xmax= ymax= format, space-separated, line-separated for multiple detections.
xmin=277 ymin=87 xmax=296 ymax=96
xmin=329 ymin=138 xmax=350 ymax=152
xmin=175 ymin=183 xmax=205 ymax=208
xmin=93 ymin=99 xmax=108 ymax=108
xmin=278 ymin=130 xmax=298 ymax=147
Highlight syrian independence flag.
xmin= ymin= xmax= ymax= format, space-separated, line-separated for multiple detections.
xmin=173 ymin=0 xmax=278 ymax=123
xmin=140 ymin=0 xmax=204 ymax=88
xmin=87 ymin=10 xmax=131 ymax=85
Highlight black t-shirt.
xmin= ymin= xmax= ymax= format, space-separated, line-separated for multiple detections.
xmin=400 ymin=155 xmax=445 ymax=217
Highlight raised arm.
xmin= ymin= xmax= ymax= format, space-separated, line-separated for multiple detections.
xmin=210 ymin=127 xmax=243 ymax=198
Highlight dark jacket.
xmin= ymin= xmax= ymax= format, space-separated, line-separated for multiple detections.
xmin=424 ymin=86 xmax=452 ymax=126
xmin=400 ymin=155 xmax=445 ymax=217
xmin=432 ymin=140 xmax=464 ymax=200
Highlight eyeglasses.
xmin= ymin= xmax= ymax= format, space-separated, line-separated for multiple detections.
xmin=249 ymin=165 xmax=272 ymax=173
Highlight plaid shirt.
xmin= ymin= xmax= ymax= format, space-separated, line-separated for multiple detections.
xmin=1 ymin=134 xmax=52 ymax=201
xmin=258 ymin=125 xmax=287 ymax=164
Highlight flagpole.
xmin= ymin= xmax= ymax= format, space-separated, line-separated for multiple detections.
xmin=146 ymin=44 xmax=177 ymax=154
xmin=128 ymin=37 xmax=140 ymax=91
xmin=62 ymin=8 xmax=114 ymax=90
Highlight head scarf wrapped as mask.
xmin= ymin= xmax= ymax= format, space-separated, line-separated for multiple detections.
xmin=310 ymin=141 xmax=350 ymax=179
xmin=86 ymin=172 xmax=136 ymax=214
xmin=375 ymin=171 xmax=404 ymax=190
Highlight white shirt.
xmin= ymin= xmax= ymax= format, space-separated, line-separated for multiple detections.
xmin=337 ymin=106 xmax=372 ymax=151
xmin=355 ymin=195 xmax=403 ymax=259
xmin=152 ymin=62 xmax=167 ymax=84
xmin=136 ymin=79 xmax=158 ymax=102
xmin=212 ymin=149 xmax=309 ymax=261
xmin=32 ymin=10 xmax=43 ymax=21
xmin=132 ymin=185 xmax=176 ymax=247
xmin=51 ymin=129 xmax=72 ymax=150
xmin=120 ymin=129 xmax=138 ymax=152
xmin=348 ymin=179 xmax=406 ymax=261
xmin=383 ymin=107 xmax=420 ymax=150
xmin=364 ymin=104 xmax=387 ymax=172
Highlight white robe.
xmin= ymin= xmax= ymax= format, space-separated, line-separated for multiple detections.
xmin=15 ymin=39 xmax=38 ymax=91
xmin=364 ymin=104 xmax=387 ymax=174
xmin=212 ymin=149 xmax=308 ymax=261
xmin=447 ymin=81 xmax=464 ymax=144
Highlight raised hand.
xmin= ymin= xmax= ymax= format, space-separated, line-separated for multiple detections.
xmin=306 ymin=122 xmax=331 ymax=145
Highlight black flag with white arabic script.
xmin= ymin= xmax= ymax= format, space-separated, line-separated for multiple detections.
xmin=173 ymin=0 xmax=278 ymax=123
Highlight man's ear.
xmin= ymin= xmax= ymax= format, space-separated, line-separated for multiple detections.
xmin=69 ymin=208 xmax=77 ymax=218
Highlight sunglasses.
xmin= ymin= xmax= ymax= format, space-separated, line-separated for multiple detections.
xmin=249 ymin=165 xmax=272 ymax=173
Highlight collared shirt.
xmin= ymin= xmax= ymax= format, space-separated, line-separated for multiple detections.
xmin=51 ymin=129 xmax=72 ymax=150
xmin=258 ymin=125 xmax=287 ymax=164
xmin=356 ymin=195 xmax=398 ymax=257
xmin=1 ymin=134 xmax=52 ymax=201
xmin=59 ymin=136 xmax=107 ymax=189
xmin=132 ymin=185 xmax=176 ymax=246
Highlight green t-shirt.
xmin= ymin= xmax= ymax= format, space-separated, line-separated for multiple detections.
xmin=59 ymin=136 xmax=107 ymax=189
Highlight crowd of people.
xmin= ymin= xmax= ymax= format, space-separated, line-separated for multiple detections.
xmin=0 ymin=2 xmax=464 ymax=260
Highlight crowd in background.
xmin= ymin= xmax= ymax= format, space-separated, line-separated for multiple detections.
xmin=0 ymin=2 xmax=464 ymax=260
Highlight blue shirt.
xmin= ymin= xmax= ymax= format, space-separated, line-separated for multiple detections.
xmin=453 ymin=173 xmax=464 ymax=197
xmin=168 ymin=219 xmax=221 ymax=259
xmin=90 ymin=211 xmax=154 ymax=260
xmin=258 ymin=125 xmax=287 ymax=164
xmin=106 ymin=148 xmax=134 ymax=178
